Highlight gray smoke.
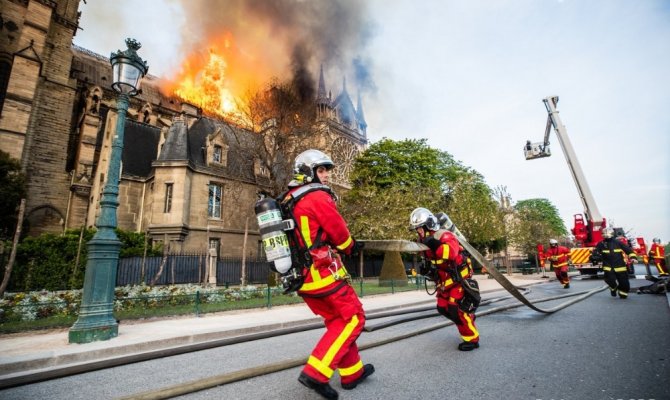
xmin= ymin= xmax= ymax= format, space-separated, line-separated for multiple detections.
xmin=176 ymin=0 xmax=376 ymax=96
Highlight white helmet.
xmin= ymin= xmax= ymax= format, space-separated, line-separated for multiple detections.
xmin=653 ymin=237 xmax=661 ymax=244
xmin=291 ymin=149 xmax=334 ymax=185
xmin=602 ymin=227 xmax=614 ymax=239
xmin=549 ymin=239 xmax=558 ymax=246
xmin=409 ymin=208 xmax=439 ymax=231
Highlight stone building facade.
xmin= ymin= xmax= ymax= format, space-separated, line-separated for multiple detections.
xmin=0 ymin=0 xmax=369 ymax=258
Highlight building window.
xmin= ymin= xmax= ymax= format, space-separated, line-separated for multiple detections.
xmin=0 ymin=55 xmax=11 ymax=115
xmin=213 ymin=145 xmax=222 ymax=163
xmin=164 ymin=183 xmax=173 ymax=213
xmin=208 ymin=183 xmax=222 ymax=218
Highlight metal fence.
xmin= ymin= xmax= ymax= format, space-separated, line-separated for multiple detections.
xmin=116 ymin=253 xmax=388 ymax=287
xmin=116 ymin=254 xmax=274 ymax=286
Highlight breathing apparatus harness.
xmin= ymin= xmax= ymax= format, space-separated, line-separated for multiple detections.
xmin=420 ymin=229 xmax=481 ymax=313
xmin=275 ymin=183 xmax=337 ymax=294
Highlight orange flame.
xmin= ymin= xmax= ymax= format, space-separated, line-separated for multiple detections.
xmin=162 ymin=32 xmax=264 ymax=120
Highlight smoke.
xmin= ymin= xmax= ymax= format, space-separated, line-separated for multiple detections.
xmin=176 ymin=0 xmax=376 ymax=96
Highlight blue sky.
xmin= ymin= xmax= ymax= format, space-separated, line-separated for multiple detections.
xmin=74 ymin=0 xmax=670 ymax=244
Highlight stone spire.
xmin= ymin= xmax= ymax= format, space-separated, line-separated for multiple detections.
xmin=316 ymin=64 xmax=329 ymax=104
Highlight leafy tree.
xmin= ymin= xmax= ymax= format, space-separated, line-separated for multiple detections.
xmin=0 ymin=150 xmax=27 ymax=240
xmin=341 ymin=138 xmax=504 ymax=254
xmin=233 ymin=77 xmax=321 ymax=197
xmin=508 ymin=198 xmax=567 ymax=255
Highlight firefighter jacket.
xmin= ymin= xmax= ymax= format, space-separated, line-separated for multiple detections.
xmin=593 ymin=238 xmax=636 ymax=271
xmin=544 ymin=245 xmax=571 ymax=268
xmin=286 ymin=185 xmax=355 ymax=297
xmin=422 ymin=229 xmax=471 ymax=289
xmin=649 ymin=243 xmax=665 ymax=262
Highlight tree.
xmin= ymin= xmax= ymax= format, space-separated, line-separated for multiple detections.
xmin=233 ymin=76 xmax=321 ymax=198
xmin=508 ymin=198 xmax=567 ymax=256
xmin=341 ymin=138 xmax=504 ymax=253
xmin=0 ymin=150 xmax=27 ymax=240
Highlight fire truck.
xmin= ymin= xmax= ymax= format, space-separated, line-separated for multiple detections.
xmin=523 ymin=96 xmax=642 ymax=275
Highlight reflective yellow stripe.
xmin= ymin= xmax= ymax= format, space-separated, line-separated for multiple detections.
xmin=300 ymin=266 xmax=348 ymax=292
xmin=441 ymin=244 xmax=450 ymax=259
xmin=300 ymin=215 xmax=312 ymax=247
xmin=461 ymin=312 xmax=478 ymax=341
xmin=338 ymin=360 xmax=363 ymax=377
xmin=431 ymin=259 xmax=444 ymax=265
xmin=336 ymin=236 xmax=352 ymax=251
xmin=613 ymin=266 xmax=628 ymax=272
xmin=307 ymin=355 xmax=334 ymax=378
xmin=323 ymin=315 xmax=359 ymax=365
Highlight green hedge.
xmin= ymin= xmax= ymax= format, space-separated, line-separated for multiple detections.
xmin=3 ymin=228 xmax=161 ymax=292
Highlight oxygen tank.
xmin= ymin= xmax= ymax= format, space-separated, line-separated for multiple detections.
xmin=255 ymin=198 xmax=292 ymax=274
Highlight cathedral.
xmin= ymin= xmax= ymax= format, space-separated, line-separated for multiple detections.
xmin=0 ymin=0 xmax=368 ymax=258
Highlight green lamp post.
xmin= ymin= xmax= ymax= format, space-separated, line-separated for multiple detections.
xmin=69 ymin=38 xmax=148 ymax=344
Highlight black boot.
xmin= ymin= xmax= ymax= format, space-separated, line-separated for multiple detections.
xmin=341 ymin=364 xmax=375 ymax=390
xmin=458 ymin=341 xmax=480 ymax=351
xmin=299 ymin=373 xmax=339 ymax=400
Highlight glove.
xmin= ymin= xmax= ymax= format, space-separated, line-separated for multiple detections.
xmin=349 ymin=239 xmax=364 ymax=257
xmin=422 ymin=236 xmax=441 ymax=252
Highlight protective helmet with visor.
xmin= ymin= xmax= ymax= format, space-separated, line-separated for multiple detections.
xmin=602 ymin=227 xmax=614 ymax=239
xmin=409 ymin=208 xmax=439 ymax=231
xmin=290 ymin=149 xmax=334 ymax=186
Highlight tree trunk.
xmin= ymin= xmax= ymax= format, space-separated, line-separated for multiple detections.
xmin=0 ymin=199 xmax=26 ymax=297
xmin=241 ymin=217 xmax=249 ymax=287
xmin=71 ymin=225 xmax=85 ymax=289
xmin=150 ymin=234 xmax=169 ymax=287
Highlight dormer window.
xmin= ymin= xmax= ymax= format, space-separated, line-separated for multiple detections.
xmin=213 ymin=145 xmax=222 ymax=163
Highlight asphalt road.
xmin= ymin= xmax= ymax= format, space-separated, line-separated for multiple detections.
xmin=2 ymin=277 xmax=668 ymax=400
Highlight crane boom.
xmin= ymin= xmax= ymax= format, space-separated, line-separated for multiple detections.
xmin=542 ymin=96 xmax=603 ymax=227
xmin=524 ymin=96 xmax=605 ymax=248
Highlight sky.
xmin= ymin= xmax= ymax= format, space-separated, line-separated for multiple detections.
xmin=73 ymin=0 xmax=670 ymax=244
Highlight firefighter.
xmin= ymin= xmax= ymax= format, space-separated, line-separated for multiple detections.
xmin=648 ymin=238 xmax=667 ymax=276
xmin=544 ymin=239 xmax=572 ymax=288
xmin=283 ymin=149 xmax=373 ymax=400
xmin=592 ymin=227 xmax=637 ymax=299
xmin=410 ymin=208 xmax=480 ymax=351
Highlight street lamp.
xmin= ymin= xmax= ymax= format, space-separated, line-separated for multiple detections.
xmin=69 ymin=38 xmax=148 ymax=344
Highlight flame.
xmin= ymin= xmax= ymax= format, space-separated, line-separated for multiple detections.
xmin=162 ymin=32 xmax=265 ymax=120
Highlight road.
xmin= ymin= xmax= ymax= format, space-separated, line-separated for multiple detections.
xmin=2 ymin=277 xmax=668 ymax=400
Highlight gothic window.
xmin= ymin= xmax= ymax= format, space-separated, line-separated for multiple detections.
xmin=164 ymin=183 xmax=173 ymax=213
xmin=0 ymin=55 xmax=13 ymax=115
xmin=139 ymin=103 xmax=153 ymax=124
xmin=331 ymin=137 xmax=359 ymax=185
xmin=208 ymin=183 xmax=223 ymax=218
xmin=213 ymin=145 xmax=222 ymax=163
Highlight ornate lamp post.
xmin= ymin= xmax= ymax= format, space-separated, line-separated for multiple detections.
xmin=69 ymin=38 xmax=148 ymax=343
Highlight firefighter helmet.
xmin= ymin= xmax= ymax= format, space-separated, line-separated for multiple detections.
xmin=653 ymin=237 xmax=661 ymax=244
xmin=291 ymin=149 xmax=334 ymax=186
xmin=602 ymin=227 xmax=614 ymax=239
xmin=409 ymin=208 xmax=439 ymax=231
xmin=549 ymin=239 xmax=558 ymax=246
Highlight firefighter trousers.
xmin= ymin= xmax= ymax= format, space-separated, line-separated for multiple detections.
xmin=653 ymin=259 xmax=668 ymax=275
xmin=436 ymin=284 xmax=479 ymax=343
xmin=603 ymin=267 xmax=630 ymax=298
xmin=301 ymin=284 xmax=366 ymax=385
xmin=553 ymin=265 xmax=570 ymax=285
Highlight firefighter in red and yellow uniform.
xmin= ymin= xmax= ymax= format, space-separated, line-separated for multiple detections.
xmin=592 ymin=227 xmax=637 ymax=299
xmin=544 ymin=239 xmax=572 ymax=288
xmin=410 ymin=208 xmax=480 ymax=351
xmin=283 ymin=149 xmax=373 ymax=400
xmin=649 ymin=238 xmax=667 ymax=276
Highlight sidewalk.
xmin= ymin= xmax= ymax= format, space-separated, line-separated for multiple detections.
xmin=0 ymin=274 xmax=549 ymax=380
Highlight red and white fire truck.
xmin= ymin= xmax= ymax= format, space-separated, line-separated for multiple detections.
xmin=524 ymin=96 xmax=644 ymax=275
